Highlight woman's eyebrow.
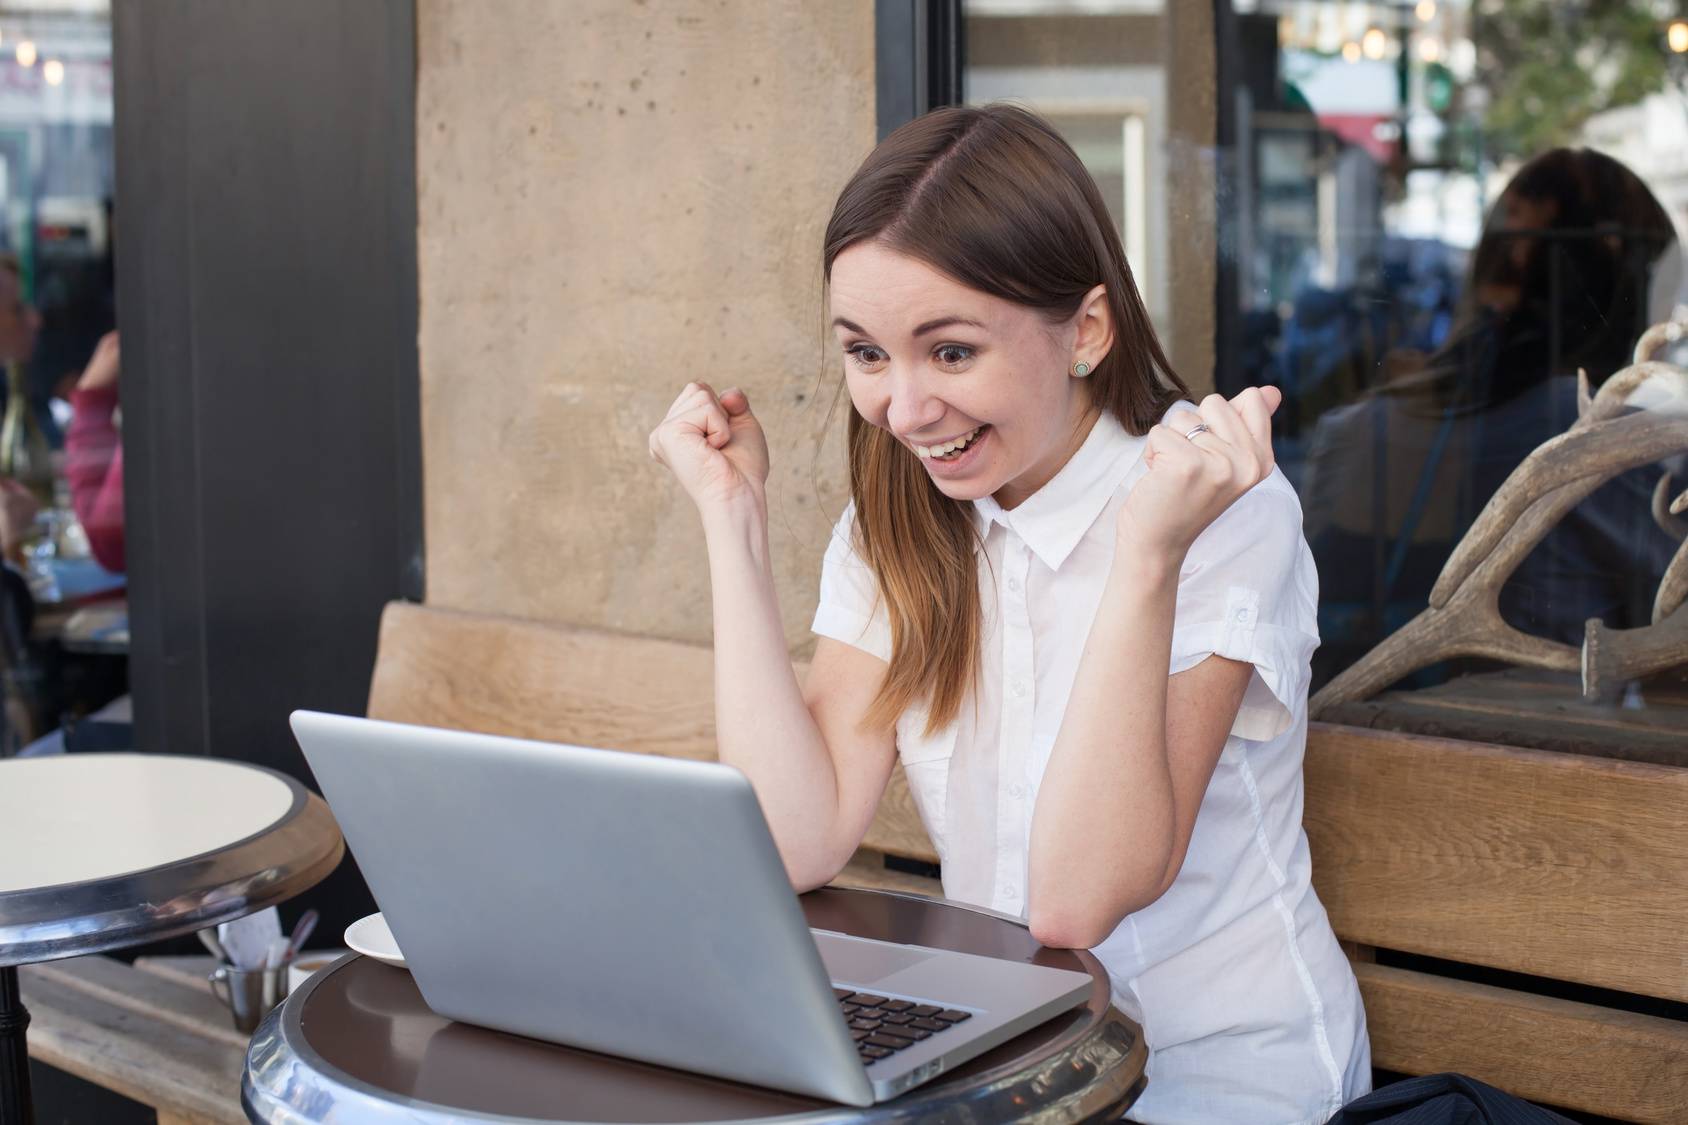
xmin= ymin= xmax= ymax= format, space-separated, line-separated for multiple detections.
xmin=911 ymin=315 xmax=985 ymax=337
xmin=830 ymin=314 xmax=987 ymax=337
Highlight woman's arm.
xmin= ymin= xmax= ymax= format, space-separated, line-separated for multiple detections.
xmin=65 ymin=390 xmax=126 ymax=573
xmin=1026 ymin=548 xmax=1251 ymax=948
xmin=651 ymin=382 xmax=896 ymax=890
xmin=1027 ymin=388 xmax=1279 ymax=949
xmin=66 ymin=332 xmax=126 ymax=573
xmin=701 ymin=499 xmax=897 ymax=890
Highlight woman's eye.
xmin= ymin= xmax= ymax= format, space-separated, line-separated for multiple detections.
xmin=934 ymin=344 xmax=974 ymax=367
xmin=846 ymin=344 xmax=887 ymax=369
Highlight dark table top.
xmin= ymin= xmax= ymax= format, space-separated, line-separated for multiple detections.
xmin=243 ymin=888 xmax=1147 ymax=1124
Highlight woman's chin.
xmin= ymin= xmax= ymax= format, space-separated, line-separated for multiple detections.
xmin=924 ymin=469 xmax=999 ymax=503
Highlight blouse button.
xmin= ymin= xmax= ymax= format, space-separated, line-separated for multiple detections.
xmin=1011 ymin=681 xmax=1028 ymax=698
xmin=1007 ymin=576 xmax=1021 ymax=594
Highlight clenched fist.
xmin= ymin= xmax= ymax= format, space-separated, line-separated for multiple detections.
xmin=648 ymin=382 xmax=771 ymax=515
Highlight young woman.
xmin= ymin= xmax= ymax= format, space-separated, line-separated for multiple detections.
xmin=649 ymin=104 xmax=1369 ymax=1124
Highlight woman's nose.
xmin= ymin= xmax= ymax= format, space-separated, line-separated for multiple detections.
xmin=885 ymin=372 xmax=945 ymax=437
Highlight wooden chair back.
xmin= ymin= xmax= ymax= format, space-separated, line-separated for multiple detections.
xmin=365 ymin=601 xmax=938 ymax=867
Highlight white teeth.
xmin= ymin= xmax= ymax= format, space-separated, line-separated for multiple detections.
xmin=918 ymin=426 xmax=983 ymax=460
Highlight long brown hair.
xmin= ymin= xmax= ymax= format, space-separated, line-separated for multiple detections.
xmin=823 ymin=104 xmax=1189 ymax=733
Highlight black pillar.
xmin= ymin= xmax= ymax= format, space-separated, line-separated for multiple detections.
xmin=111 ymin=1 xmax=422 ymax=935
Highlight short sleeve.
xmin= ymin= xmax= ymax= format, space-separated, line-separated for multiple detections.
xmin=1168 ymin=472 xmax=1320 ymax=742
xmin=811 ymin=503 xmax=893 ymax=663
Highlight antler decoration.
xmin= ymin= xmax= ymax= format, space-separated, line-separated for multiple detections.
xmin=1311 ymin=311 xmax=1688 ymax=714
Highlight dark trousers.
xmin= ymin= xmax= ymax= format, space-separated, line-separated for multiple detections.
xmin=1330 ymin=1073 xmax=1576 ymax=1125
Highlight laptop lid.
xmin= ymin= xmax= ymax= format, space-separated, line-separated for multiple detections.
xmin=289 ymin=710 xmax=875 ymax=1106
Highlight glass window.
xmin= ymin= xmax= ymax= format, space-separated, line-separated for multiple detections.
xmin=0 ymin=0 xmax=113 ymax=418
xmin=1224 ymin=1 xmax=1687 ymax=694
xmin=0 ymin=0 xmax=121 ymax=757
xmin=962 ymin=1 xmax=1688 ymax=709
xmin=964 ymin=1 xmax=1173 ymax=335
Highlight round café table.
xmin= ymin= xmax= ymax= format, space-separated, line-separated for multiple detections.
xmin=243 ymin=887 xmax=1147 ymax=1124
xmin=0 ymin=753 xmax=345 ymax=1125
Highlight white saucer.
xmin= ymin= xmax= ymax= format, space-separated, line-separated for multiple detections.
xmin=344 ymin=912 xmax=407 ymax=969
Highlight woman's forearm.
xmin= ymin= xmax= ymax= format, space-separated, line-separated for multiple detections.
xmin=1027 ymin=549 xmax=1181 ymax=946
xmin=700 ymin=500 xmax=850 ymax=886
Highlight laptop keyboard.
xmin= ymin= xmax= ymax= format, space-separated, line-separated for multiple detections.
xmin=834 ymin=988 xmax=973 ymax=1064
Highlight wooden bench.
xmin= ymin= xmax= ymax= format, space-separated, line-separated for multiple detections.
xmin=370 ymin=601 xmax=1688 ymax=1120
xmin=19 ymin=953 xmax=247 ymax=1125
xmin=1303 ymin=723 xmax=1688 ymax=1122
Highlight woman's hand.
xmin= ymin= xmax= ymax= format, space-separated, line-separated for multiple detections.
xmin=1117 ymin=386 xmax=1281 ymax=563
xmin=648 ymin=382 xmax=771 ymax=514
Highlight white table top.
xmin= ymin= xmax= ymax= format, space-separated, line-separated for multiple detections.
xmin=0 ymin=754 xmax=297 ymax=893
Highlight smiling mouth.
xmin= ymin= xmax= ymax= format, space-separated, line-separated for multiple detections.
xmin=914 ymin=425 xmax=988 ymax=461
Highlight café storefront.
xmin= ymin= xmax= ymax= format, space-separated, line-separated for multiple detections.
xmin=3 ymin=2 xmax=1685 ymax=1122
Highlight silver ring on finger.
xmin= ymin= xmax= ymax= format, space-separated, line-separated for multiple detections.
xmin=1184 ymin=422 xmax=1212 ymax=441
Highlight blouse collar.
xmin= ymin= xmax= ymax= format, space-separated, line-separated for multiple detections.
xmin=971 ymin=410 xmax=1146 ymax=571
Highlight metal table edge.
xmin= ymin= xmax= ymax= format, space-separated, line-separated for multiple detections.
xmin=0 ymin=762 xmax=344 ymax=966
xmin=243 ymin=928 xmax=1148 ymax=1124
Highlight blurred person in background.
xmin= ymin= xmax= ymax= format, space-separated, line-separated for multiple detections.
xmin=0 ymin=258 xmax=40 ymax=377
xmin=0 ymin=477 xmax=37 ymax=569
xmin=66 ymin=329 xmax=123 ymax=574
xmin=0 ymin=476 xmax=37 ymax=754
xmin=1302 ymin=148 xmax=1682 ymax=686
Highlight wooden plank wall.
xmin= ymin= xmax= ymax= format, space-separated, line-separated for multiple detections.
xmin=1303 ymin=723 xmax=1688 ymax=1002
xmin=1305 ymin=723 xmax=1688 ymax=1121
xmin=1353 ymin=963 xmax=1688 ymax=1122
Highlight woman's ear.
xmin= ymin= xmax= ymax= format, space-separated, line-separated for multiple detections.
xmin=1072 ymin=283 xmax=1115 ymax=374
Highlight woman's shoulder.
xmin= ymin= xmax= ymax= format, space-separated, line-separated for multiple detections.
xmin=823 ymin=500 xmax=867 ymax=564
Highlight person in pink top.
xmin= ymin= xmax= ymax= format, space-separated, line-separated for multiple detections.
xmin=65 ymin=329 xmax=123 ymax=574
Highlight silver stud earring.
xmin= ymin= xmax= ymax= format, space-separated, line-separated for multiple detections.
xmin=1072 ymin=361 xmax=1091 ymax=378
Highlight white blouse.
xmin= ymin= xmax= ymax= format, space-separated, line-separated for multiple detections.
xmin=812 ymin=410 xmax=1371 ymax=1124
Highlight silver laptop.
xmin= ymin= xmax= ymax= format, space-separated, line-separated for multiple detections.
xmin=290 ymin=710 xmax=1092 ymax=1106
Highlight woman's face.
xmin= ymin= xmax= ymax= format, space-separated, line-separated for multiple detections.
xmin=829 ymin=241 xmax=1100 ymax=510
xmin=1473 ymin=191 xmax=1559 ymax=313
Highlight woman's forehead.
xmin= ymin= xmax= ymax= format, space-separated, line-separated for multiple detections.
xmin=829 ymin=242 xmax=1001 ymax=334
